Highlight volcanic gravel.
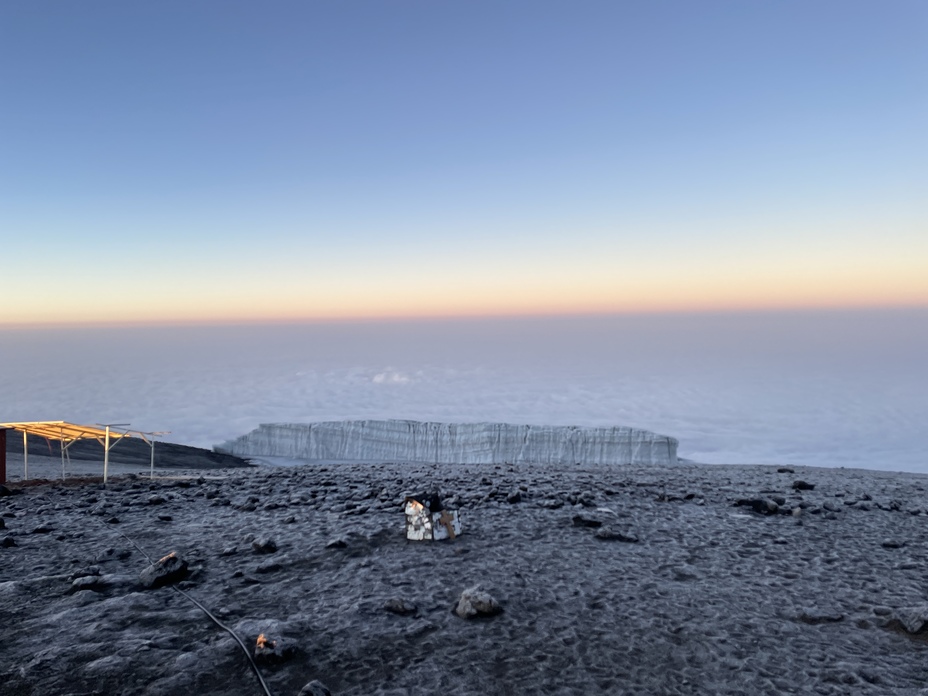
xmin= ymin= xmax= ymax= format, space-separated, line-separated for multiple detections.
xmin=2 ymin=460 xmax=928 ymax=695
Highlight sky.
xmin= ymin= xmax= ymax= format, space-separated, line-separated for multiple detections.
xmin=1 ymin=1 xmax=926 ymax=325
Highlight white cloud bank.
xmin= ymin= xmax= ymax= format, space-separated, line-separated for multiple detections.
xmin=1 ymin=310 xmax=926 ymax=473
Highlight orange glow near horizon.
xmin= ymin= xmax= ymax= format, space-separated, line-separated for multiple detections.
xmin=3 ymin=237 xmax=927 ymax=327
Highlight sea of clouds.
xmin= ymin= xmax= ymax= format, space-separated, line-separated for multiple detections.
xmin=1 ymin=309 xmax=926 ymax=473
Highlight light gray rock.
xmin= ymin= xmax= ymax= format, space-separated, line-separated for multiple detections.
xmin=218 ymin=419 xmax=679 ymax=466
xmin=453 ymin=585 xmax=503 ymax=619
xmin=894 ymin=605 xmax=928 ymax=634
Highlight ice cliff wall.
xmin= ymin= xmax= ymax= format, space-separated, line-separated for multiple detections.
xmin=218 ymin=420 xmax=678 ymax=466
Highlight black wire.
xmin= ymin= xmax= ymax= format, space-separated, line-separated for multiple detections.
xmin=92 ymin=505 xmax=275 ymax=696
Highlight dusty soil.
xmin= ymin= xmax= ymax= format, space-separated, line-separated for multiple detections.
xmin=2 ymin=460 xmax=928 ymax=695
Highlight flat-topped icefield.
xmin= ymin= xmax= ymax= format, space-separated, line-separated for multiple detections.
xmin=2 ymin=460 xmax=928 ymax=695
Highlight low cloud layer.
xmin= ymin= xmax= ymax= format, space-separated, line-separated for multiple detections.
xmin=2 ymin=310 xmax=926 ymax=473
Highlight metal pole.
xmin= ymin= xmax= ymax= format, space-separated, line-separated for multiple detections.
xmin=60 ymin=430 xmax=66 ymax=481
xmin=104 ymin=425 xmax=110 ymax=483
xmin=0 ymin=428 xmax=6 ymax=485
xmin=23 ymin=430 xmax=28 ymax=480
xmin=150 ymin=439 xmax=155 ymax=479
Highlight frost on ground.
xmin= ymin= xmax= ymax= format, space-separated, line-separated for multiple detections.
xmin=2 ymin=460 xmax=928 ymax=695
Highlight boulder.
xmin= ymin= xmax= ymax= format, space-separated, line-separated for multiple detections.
xmin=252 ymin=536 xmax=278 ymax=554
xmin=453 ymin=585 xmax=503 ymax=619
xmin=139 ymin=552 xmax=189 ymax=589
xmin=298 ymin=681 xmax=333 ymax=696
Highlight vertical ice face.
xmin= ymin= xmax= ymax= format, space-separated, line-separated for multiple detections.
xmin=218 ymin=420 xmax=679 ymax=466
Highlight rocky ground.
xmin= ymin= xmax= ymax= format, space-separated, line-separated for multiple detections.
xmin=2 ymin=459 xmax=928 ymax=695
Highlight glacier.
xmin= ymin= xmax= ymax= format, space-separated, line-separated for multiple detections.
xmin=217 ymin=419 xmax=679 ymax=466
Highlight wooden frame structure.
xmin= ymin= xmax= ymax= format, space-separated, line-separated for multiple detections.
xmin=0 ymin=421 xmax=168 ymax=484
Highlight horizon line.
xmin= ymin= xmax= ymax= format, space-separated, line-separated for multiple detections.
xmin=2 ymin=300 xmax=927 ymax=331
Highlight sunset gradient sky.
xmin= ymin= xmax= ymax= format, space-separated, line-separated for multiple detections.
xmin=1 ymin=1 xmax=926 ymax=325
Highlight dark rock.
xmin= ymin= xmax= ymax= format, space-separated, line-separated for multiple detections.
xmin=453 ymin=585 xmax=503 ymax=619
xmin=882 ymin=539 xmax=906 ymax=549
xmin=219 ymin=546 xmax=237 ymax=557
xmin=572 ymin=514 xmax=602 ymax=528
xmin=253 ymin=633 xmax=296 ymax=665
xmin=383 ymin=598 xmax=418 ymax=616
xmin=792 ymin=480 xmax=815 ymax=491
xmin=537 ymin=499 xmax=563 ymax=509
xmin=1 ymin=536 xmax=17 ymax=548
xmin=31 ymin=524 xmax=54 ymax=534
xmin=798 ymin=611 xmax=844 ymax=625
xmin=506 ymin=490 xmax=522 ymax=504
xmin=105 ymin=516 xmax=120 ymax=524
xmin=734 ymin=498 xmax=779 ymax=515
xmin=325 ymin=537 xmax=348 ymax=549
xmin=139 ymin=552 xmax=189 ymax=589
xmin=0 ymin=517 xmax=5 ymax=530
xmin=777 ymin=467 xmax=795 ymax=474
xmin=298 ymin=680 xmax=333 ymax=696
xmin=148 ymin=495 xmax=165 ymax=505
xmin=252 ymin=536 xmax=277 ymax=554
xmin=822 ymin=501 xmax=841 ymax=513
xmin=157 ymin=514 xmax=173 ymax=522
xmin=595 ymin=528 xmax=639 ymax=543
xmin=284 ymin=515 xmax=296 ymax=524
xmin=0 ymin=485 xmax=12 ymax=497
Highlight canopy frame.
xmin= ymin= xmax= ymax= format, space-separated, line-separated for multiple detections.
xmin=0 ymin=421 xmax=170 ymax=484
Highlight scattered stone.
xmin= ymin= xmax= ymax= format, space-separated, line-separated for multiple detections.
xmin=148 ymin=495 xmax=165 ymax=505
xmin=252 ymin=536 xmax=278 ymax=554
xmin=383 ymin=598 xmax=418 ymax=616
xmin=325 ymin=537 xmax=348 ymax=549
xmin=881 ymin=539 xmax=905 ymax=549
xmin=506 ymin=490 xmax=522 ymax=504
xmin=1 ymin=536 xmax=17 ymax=548
xmin=253 ymin=633 xmax=296 ymax=665
xmin=872 ymin=606 xmax=893 ymax=616
xmin=536 ymin=499 xmax=563 ymax=509
xmin=453 ymin=585 xmax=503 ymax=619
xmin=777 ymin=467 xmax=795 ymax=474
xmin=594 ymin=528 xmax=639 ymax=543
xmin=298 ymin=680 xmax=333 ymax=696
xmin=734 ymin=498 xmax=779 ymax=515
xmin=0 ymin=517 xmax=5 ymax=530
xmin=792 ymin=480 xmax=815 ymax=491
xmin=798 ymin=611 xmax=844 ymax=625
xmin=284 ymin=515 xmax=296 ymax=524
xmin=31 ymin=524 xmax=54 ymax=534
xmin=0 ymin=485 xmax=12 ymax=497
xmin=157 ymin=514 xmax=173 ymax=522
xmin=139 ymin=552 xmax=189 ymax=589
xmin=105 ymin=516 xmax=120 ymax=524
xmin=571 ymin=514 xmax=602 ymax=528
xmin=70 ymin=574 xmax=113 ymax=593
xmin=219 ymin=546 xmax=237 ymax=557
xmin=892 ymin=606 xmax=928 ymax=634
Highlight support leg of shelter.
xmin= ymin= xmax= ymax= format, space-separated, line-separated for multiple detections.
xmin=23 ymin=430 xmax=29 ymax=480
xmin=150 ymin=440 xmax=155 ymax=479
xmin=0 ymin=429 xmax=6 ymax=485
xmin=104 ymin=426 xmax=110 ymax=484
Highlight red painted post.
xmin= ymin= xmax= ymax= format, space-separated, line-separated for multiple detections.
xmin=0 ymin=428 xmax=6 ymax=485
